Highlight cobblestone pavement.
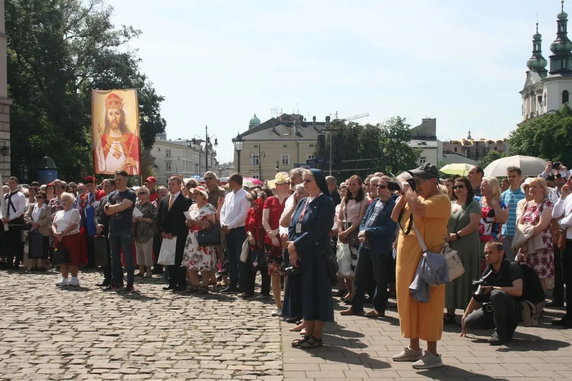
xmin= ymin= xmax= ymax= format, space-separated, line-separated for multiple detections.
xmin=0 ymin=269 xmax=282 ymax=381
xmin=3 ymin=269 xmax=572 ymax=381
xmin=282 ymin=298 xmax=572 ymax=380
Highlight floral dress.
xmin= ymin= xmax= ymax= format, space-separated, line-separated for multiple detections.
xmin=182 ymin=203 xmax=217 ymax=271
xmin=516 ymin=200 xmax=555 ymax=280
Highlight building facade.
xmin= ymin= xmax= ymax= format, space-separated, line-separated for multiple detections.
xmin=150 ymin=133 xmax=218 ymax=184
xmin=521 ymin=4 xmax=572 ymax=121
xmin=408 ymin=118 xmax=443 ymax=165
xmin=443 ymin=132 xmax=507 ymax=162
xmin=233 ymin=114 xmax=326 ymax=180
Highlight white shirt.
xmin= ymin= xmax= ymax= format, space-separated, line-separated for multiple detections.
xmin=220 ymin=188 xmax=250 ymax=229
xmin=4 ymin=190 xmax=26 ymax=221
xmin=53 ymin=209 xmax=81 ymax=235
xmin=553 ymin=194 xmax=572 ymax=239
xmin=31 ymin=203 xmax=46 ymax=223
xmin=278 ymin=193 xmax=296 ymax=236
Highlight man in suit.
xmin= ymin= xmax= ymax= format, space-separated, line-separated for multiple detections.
xmin=157 ymin=176 xmax=190 ymax=291
xmin=341 ymin=175 xmax=397 ymax=317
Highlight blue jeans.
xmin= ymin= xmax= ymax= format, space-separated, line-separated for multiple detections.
xmin=226 ymin=227 xmax=246 ymax=289
xmin=109 ymin=230 xmax=134 ymax=286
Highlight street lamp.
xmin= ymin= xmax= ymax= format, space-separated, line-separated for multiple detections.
xmin=192 ymin=124 xmax=218 ymax=173
xmin=233 ymin=134 xmax=243 ymax=173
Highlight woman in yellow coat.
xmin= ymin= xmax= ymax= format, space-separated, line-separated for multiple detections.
xmin=390 ymin=163 xmax=451 ymax=369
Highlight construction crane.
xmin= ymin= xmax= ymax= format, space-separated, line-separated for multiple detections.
xmin=332 ymin=112 xmax=370 ymax=122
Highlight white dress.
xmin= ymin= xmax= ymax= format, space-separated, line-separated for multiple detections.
xmin=181 ymin=203 xmax=217 ymax=271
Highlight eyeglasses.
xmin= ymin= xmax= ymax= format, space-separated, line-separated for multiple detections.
xmin=204 ymin=177 xmax=213 ymax=181
xmin=137 ymin=192 xmax=147 ymax=196
xmin=376 ymin=184 xmax=388 ymax=189
xmin=35 ymin=195 xmax=44 ymax=199
xmin=453 ymin=185 xmax=465 ymax=190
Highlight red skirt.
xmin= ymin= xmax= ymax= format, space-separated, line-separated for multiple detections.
xmin=61 ymin=233 xmax=87 ymax=266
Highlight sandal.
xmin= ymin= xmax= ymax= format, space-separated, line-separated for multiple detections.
xmin=300 ymin=336 xmax=323 ymax=349
xmin=291 ymin=335 xmax=309 ymax=348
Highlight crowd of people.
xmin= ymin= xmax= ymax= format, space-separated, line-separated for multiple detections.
xmin=0 ymin=159 xmax=571 ymax=370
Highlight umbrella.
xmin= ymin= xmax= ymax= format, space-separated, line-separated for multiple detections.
xmin=484 ymin=155 xmax=547 ymax=177
xmin=439 ymin=163 xmax=473 ymax=176
xmin=243 ymin=177 xmax=264 ymax=188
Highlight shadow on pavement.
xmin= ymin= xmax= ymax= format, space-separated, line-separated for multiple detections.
xmin=467 ymin=331 xmax=570 ymax=352
xmin=303 ymin=345 xmax=392 ymax=369
xmin=418 ymin=365 xmax=507 ymax=380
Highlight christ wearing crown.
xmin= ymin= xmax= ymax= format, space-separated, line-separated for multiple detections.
xmin=95 ymin=92 xmax=141 ymax=175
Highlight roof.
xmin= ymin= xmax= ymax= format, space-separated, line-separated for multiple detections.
xmin=235 ymin=114 xmax=326 ymax=141
xmin=410 ymin=118 xmax=437 ymax=141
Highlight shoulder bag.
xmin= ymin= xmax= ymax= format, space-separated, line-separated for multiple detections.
xmin=413 ymin=222 xmax=465 ymax=282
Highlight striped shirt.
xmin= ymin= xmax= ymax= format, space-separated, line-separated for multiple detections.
xmin=500 ymin=188 xmax=525 ymax=237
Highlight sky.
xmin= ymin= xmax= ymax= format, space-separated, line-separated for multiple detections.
xmin=106 ymin=0 xmax=563 ymax=163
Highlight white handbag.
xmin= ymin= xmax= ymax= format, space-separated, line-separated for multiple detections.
xmin=413 ymin=222 xmax=465 ymax=282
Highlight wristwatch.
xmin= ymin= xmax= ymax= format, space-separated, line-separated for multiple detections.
xmin=455 ymin=231 xmax=461 ymax=239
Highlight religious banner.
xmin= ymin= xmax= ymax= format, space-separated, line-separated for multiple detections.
xmin=91 ymin=89 xmax=141 ymax=175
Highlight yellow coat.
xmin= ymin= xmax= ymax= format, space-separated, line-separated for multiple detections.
xmin=396 ymin=192 xmax=451 ymax=341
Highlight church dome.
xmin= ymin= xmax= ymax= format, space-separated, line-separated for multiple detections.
xmin=527 ymin=55 xmax=548 ymax=70
xmin=249 ymin=113 xmax=261 ymax=129
xmin=558 ymin=11 xmax=569 ymax=20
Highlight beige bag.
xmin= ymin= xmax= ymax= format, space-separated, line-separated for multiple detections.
xmin=413 ymin=223 xmax=465 ymax=282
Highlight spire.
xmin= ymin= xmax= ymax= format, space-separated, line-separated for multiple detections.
xmin=549 ymin=0 xmax=572 ymax=74
xmin=467 ymin=130 xmax=472 ymax=140
xmin=527 ymin=22 xmax=548 ymax=77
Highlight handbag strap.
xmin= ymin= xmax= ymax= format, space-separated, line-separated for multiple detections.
xmin=412 ymin=222 xmax=428 ymax=252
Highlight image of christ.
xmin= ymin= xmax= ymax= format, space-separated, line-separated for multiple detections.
xmin=95 ymin=92 xmax=140 ymax=175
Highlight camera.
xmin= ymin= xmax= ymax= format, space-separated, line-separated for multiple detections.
xmin=553 ymin=161 xmax=562 ymax=170
xmin=406 ymin=178 xmax=417 ymax=192
xmin=387 ymin=181 xmax=401 ymax=192
xmin=472 ymin=269 xmax=493 ymax=303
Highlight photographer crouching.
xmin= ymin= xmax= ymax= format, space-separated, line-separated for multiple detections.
xmin=461 ymin=241 xmax=523 ymax=345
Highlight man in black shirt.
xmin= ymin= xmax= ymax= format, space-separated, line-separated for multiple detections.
xmin=104 ymin=171 xmax=136 ymax=291
xmin=461 ymin=241 xmax=523 ymax=345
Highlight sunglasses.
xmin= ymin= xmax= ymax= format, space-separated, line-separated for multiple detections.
xmin=453 ymin=185 xmax=465 ymax=190
xmin=376 ymin=184 xmax=388 ymax=189
xmin=204 ymin=177 xmax=213 ymax=181
xmin=137 ymin=192 xmax=147 ymax=196
xmin=303 ymin=179 xmax=314 ymax=183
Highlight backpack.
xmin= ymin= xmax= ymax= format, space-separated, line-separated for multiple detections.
xmin=519 ymin=263 xmax=545 ymax=304
xmin=518 ymin=263 xmax=545 ymax=327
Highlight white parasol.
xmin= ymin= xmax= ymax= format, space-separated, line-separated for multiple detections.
xmin=483 ymin=155 xmax=547 ymax=177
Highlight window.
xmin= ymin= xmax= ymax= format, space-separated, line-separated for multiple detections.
xmin=309 ymin=144 xmax=314 ymax=148
xmin=166 ymin=149 xmax=171 ymax=158
xmin=454 ymin=147 xmax=458 ymax=153
xmin=282 ymin=144 xmax=288 ymax=148
xmin=166 ymin=161 xmax=172 ymax=171
xmin=419 ymin=157 xmax=426 ymax=164
xmin=563 ymin=90 xmax=569 ymax=104
xmin=251 ymin=154 xmax=259 ymax=166
xmin=307 ymin=154 xmax=315 ymax=160
xmin=281 ymin=153 xmax=290 ymax=166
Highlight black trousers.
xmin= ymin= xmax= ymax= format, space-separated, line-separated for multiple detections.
xmin=553 ymin=247 xmax=564 ymax=302
xmin=352 ymin=247 xmax=393 ymax=313
xmin=563 ymin=239 xmax=572 ymax=318
xmin=4 ymin=221 xmax=23 ymax=267
xmin=464 ymin=289 xmax=519 ymax=339
xmin=168 ymin=232 xmax=188 ymax=289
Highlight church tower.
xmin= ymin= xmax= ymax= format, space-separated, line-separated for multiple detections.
xmin=549 ymin=1 xmax=572 ymax=74
xmin=520 ymin=23 xmax=549 ymax=120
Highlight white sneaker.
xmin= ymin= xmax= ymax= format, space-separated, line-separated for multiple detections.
xmin=271 ymin=308 xmax=282 ymax=317
xmin=392 ymin=347 xmax=423 ymax=362
xmin=68 ymin=277 xmax=80 ymax=287
xmin=56 ymin=277 xmax=69 ymax=287
xmin=412 ymin=351 xmax=443 ymax=369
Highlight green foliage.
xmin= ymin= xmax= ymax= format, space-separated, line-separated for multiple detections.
xmin=317 ymin=116 xmax=420 ymax=181
xmin=6 ymin=0 xmax=166 ymax=181
xmin=478 ymin=150 xmax=505 ymax=169
xmin=508 ymin=104 xmax=572 ymax=165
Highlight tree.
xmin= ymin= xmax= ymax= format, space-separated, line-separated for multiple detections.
xmin=6 ymin=0 xmax=166 ymax=181
xmin=478 ymin=150 xmax=505 ymax=169
xmin=378 ymin=116 xmax=420 ymax=176
xmin=317 ymin=116 xmax=420 ymax=181
xmin=508 ymin=104 xmax=572 ymax=165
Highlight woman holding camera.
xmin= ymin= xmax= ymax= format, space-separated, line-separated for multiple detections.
xmin=288 ymin=169 xmax=335 ymax=349
xmin=182 ymin=186 xmax=217 ymax=293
